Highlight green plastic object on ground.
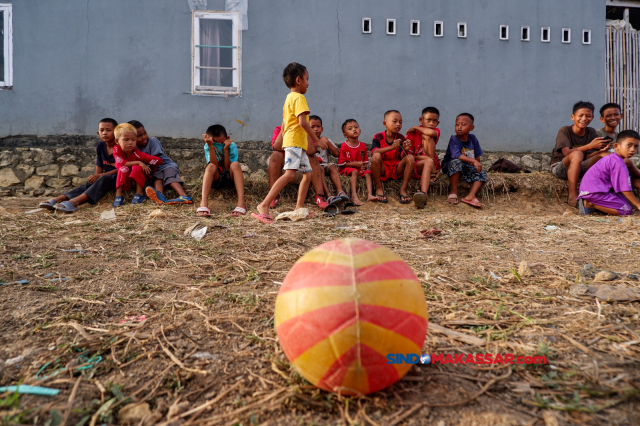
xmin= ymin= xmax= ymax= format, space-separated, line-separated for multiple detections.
xmin=0 ymin=385 xmax=60 ymax=396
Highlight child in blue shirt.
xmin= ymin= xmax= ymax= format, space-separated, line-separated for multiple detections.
xmin=441 ymin=113 xmax=487 ymax=208
xmin=197 ymin=124 xmax=246 ymax=217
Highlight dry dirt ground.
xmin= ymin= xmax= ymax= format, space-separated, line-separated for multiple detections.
xmin=0 ymin=174 xmax=639 ymax=426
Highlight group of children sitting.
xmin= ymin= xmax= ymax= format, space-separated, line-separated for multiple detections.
xmin=36 ymin=63 xmax=640 ymax=221
xmin=551 ymin=101 xmax=640 ymax=216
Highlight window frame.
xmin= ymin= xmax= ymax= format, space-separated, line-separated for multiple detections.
xmin=562 ymin=28 xmax=571 ymax=44
xmin=410 ymin=20 xmax=420 ymax=36
xmin=499 ymin=25 xmax=509 ymax=41
xmin=386 ymin=19 xmax=396 ymax=35
xmin=0 ymin=3 xmax=13 ymax=89
xmin=582 ymin=29 xmax=591 ymax=45
xmin=457 ymin=22 xmax=467 ymax=38
xmin=541 ymin=26 xmax=551 ymax=43
xmin=362 ymin=17 xmax=372 ymax=34
xmin=192 ymin=11 xmax=242 ymax=97
xmin=434 ymin=21 xmax=444 ymax=37
xmin=521 ymin=26 xmax=530 ymax=41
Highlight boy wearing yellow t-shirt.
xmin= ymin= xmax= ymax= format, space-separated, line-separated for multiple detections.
xmin=253 ymin=63 xmax=325 ymax=223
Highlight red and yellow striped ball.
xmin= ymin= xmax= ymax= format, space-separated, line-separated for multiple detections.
xmin=275 ymin=238 xmax=429 ymax=395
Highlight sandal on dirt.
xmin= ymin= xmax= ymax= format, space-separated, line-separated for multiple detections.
xmin=39 ymin=199 xmax=57 ymax=211
xmin=113 ymin=196 xmax=125 ymax=207
xmin=131 ymin=194 xmax=146 ymax=205
xmin=430 ymin=170 xmax=441 ymax=183
xmin=145 ymin=187 xmax=167 ymax=205
xmin=166 ymin=195 xmax=193 ymax=205
xmin=413 ymin=192 xmax=428 ymax=209
xmin=399 ymin=194 xmax=412 ymax=204
xmin=323 ymin=204 xmax=339 ymax=216
xmin=231 ymin=206 xmax=247 ymax=217
xmin=447 ymin=194 xmax=459 ymax=205
xmin=196 ymin=207 xmax=211 ymax=217
xmin=374 ymin=193 xmax=388 ymax=203
xmin=269 ymin=194 xmax=281 ymax=209
xmin=53 ymin=201 xmax=78 ymax=213
xmin=341 ymin=201 xmax=358 ymax=215
xmin=337 ymin=191 xmax=350 ymax=201
xmin=251 ymin=213 xmax=274 ymax=224
xmin=461 ymin=198 xmax=483 ymax=208
xmin=327 ymin=196 xmax=345 ymax=206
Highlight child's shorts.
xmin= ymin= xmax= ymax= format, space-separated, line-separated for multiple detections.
xmin=551 ymin=160 xmax=589 ymax=180
xmin=340 ymin=167 xmax=371 ymax=177
xmin=443 ymin=159 xmax=487 ymax=183
xmin=578 ymin=191 xmax=633 ymax=215
xmin=283 ymin=147 xmax=312 ymax=174
xmin=379 ymin=160 xmax=403 ymax=181
xmin=153 ymin=167 xmax=183 ymax=187
xmin=211 ymin=165 xmax=234 ymax=189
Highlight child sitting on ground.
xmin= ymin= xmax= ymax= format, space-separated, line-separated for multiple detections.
xmin=126 ymin=120 xmax=192 ymax=205
xmin=578 ymin=130 xmax=640 ymax=216
xmin=405 ymin=106 xmax=442 ymax=209
xmin=41 ymin=118 xmax=119 ymax=213
xmin=197 ymin=124 xmax=246 ymax=217
xmin=310 ymin=115 xmax=349 ymax=203
xmin=339 ymin=119 xmax=373 ymax=206
xmin=112 ymin=123 xmax=163 ymax=207
xmin=441 ymin=113 xmax=487 ymax=208
xmin=596 ymin=103 xmax=622 ymax=144
xmin=254 ymin=62 xmax=325 ymax=223
xmin=550 ymin=101 xmax=611 ymax=207
xmin=370 ymin=110 xmax=415 ymax=204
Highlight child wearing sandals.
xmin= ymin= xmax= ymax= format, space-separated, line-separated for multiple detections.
xmin=339 ymin=119 xmax=373 ymax=206
xmin=405 ymin=107 xmax=441 ymax=209
xmin=370 ymin=110 xmax=415 ymax=204
xmin=441 ymin=113 xmax=486 ymax=208
xmin=112 ymin=123 xmax=163 ymax=207
xmin=577 ymin=130 xmax=640 ymax=216
xmin=197 ymin=124 xmax=246 ymax=218
xmin=127 ymin=120 xmax=192 ymax=205
xmin=254 ymin=62 xmax=325 ymax=224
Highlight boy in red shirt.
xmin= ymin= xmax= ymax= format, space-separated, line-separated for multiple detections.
xmin=338 ymin=119 xmax=372 ymax=206
xmin=370 ymin=110 xmax=415 ymax=204
xmin=405 ymin=106 xmax=441 ymax=209
xmin=112 ymin=123 xmax=162 ymax=207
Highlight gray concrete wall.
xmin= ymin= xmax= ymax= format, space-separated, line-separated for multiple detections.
xmin=0 ymin=0 xmax=605 ymax=152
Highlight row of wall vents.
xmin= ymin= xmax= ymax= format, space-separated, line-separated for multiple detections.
xmin=362 ymin=19 xmax=592 ymax=44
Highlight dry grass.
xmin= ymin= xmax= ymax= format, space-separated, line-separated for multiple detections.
xmin=0 ymin=174 xmax=639 ymax=426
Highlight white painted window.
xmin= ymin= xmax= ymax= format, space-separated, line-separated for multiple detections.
xmin=434 ymin=21 xmax=443 ymax=37
xmin=362 ymin=18 xmax=371 ymax=34
xmin=386 ymin=19 xmax=396 ymax=35
xmin=562 ymin=28 xmax=571 ymax=43
xmin=541 ymin=27 xmax=551 ymax=43
xmin=500 ymin=25 xmax=509 ymax=41
xmin=0 ymin=4 xmax=12 ymax=89
xmin=458 ymin=22 xmax=467 ymax=38
xmin=582 ymin=29 xmax=591 ymax=45
xmin=410 ymin=20 xmax=420 ymax=36
xmin=192 ymin=11 xmax=242 ymax=96
xmin=521 ymin=26 xmax=530 ymax=41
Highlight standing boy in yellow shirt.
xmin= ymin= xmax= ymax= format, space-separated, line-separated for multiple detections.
xmin=253 ymin=62 xmax=325 ymax=223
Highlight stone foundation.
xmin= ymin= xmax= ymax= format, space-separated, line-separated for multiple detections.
xmin=1 ymin=135 xmax=638 ymax=197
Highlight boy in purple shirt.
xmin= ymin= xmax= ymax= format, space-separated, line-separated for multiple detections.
xmin=578 ymin=130 xmax=640 ymax=216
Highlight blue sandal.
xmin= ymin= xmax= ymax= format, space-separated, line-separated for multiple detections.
xmin=112 ymin=196 xmax=124 ymax=207
xmin=166 ymin=195 xmax=193 ymax=205
xmin=39 ymin=199 xmax=57 ymax=211
xmin=146 ymin=187 xmax=167 ymax=205
xmin=131 ymin=194 xmax=146 ymax=205
xmin=53 ymin=201 xmax=78 ymax=213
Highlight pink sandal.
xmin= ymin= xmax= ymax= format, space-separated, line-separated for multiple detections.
xmin=461 ymin=198 xmax=483 ymax=208
xmin=251 ymin=213 xmax=274 ymax=224
xmin=231 ymin=207 xmax=247 ymax=217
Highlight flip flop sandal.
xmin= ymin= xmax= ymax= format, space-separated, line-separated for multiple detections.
xmin=323 ymin=204 xmax=339 ymax=216
xmin=251 ymin=213 xmax=274 ymax=224
xmin=196 ymin=207 xmax=211 ymax=217
xmin=461 ymin=198 xmax=483 ymax=208
xmin=145 ymin=187 xmax=167 ymax=205
xmin=578 ymin=199 xmax=591 ymax=216
xmin=39 ymin=199 xmax=57 ymax=211
xmin=413 ymin=192 xmax=428 ymax=209
xmin=166 ymin=195 xmax=193 ymax=205
xmin=375 ymin=193 xmax=388 ymax=203
xmin=447 ymin=194 xmax=459 ymax=205
xmin=430 ymin=170 xmax=441 ymax=183
xmin=231 ymin=206 xmax=247 ymax=217
xmin=53 ymin=201 xmax=78 ymax=213
xmin=337 ymin=191 xmax=350 ymax=201
xmin=327 ymin=196 xmax=345 ymax=206
xmin=269 ymin=194 xmax=281 ymax=209
xmin=341 ymin=201 xmax=358 ymax=215
xmin=399 ymin=194 xmax=412 ymax=204
xmin=131 ymin=194 xmax=146 ymax=205
xmin=113 ymin=196 xmax=125 ymax=207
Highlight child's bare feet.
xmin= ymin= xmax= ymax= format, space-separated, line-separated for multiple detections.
xmin=351 ymin=195 xmax=365 ymax=206
xmin=256 ymin=202 xmax=270 ymax=216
